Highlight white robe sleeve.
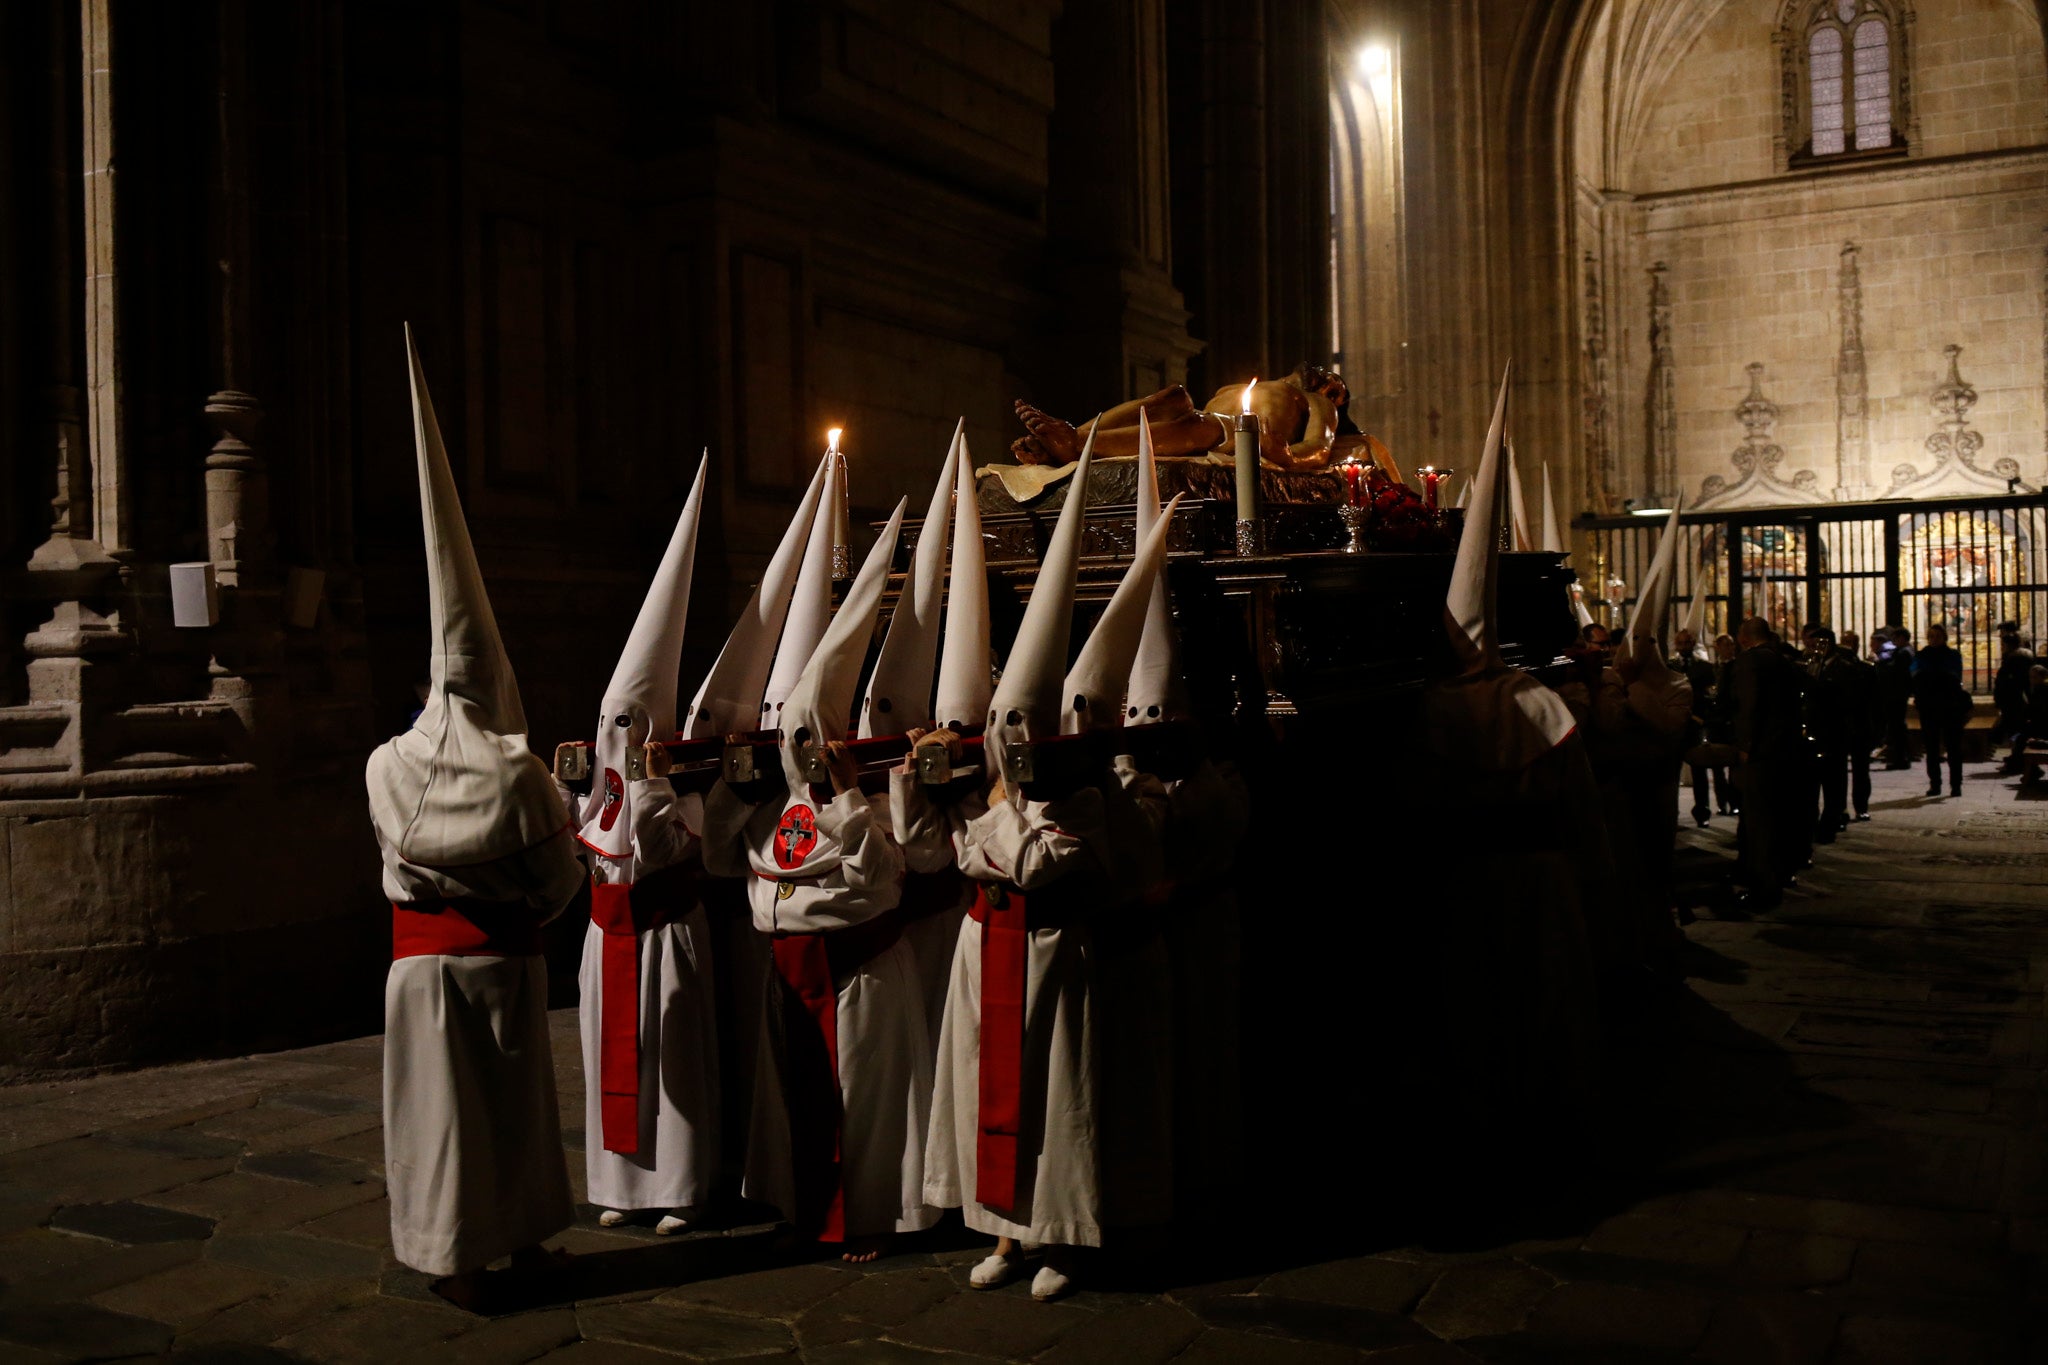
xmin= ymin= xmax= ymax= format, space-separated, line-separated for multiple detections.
xmin=627 ymin=776 xmax=699 ymax=873
xmin=700 ymin=780 xmax=759 ymax=879
xmin=887 ymin=771 xmax=969 ymax=874
xmin=958 ymin=787 xmax=1105 ymax=890
xmin=1110 ymin=755 xmax=1172 ymax=840
xmin=814 ymin=789 xmax=903 ymax=893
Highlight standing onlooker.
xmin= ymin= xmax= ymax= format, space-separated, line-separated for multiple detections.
xmin=1838 ymin=632 xmax=1876 ymax=821
xmin=1876 ymin=627 xmax=1916 ymax=768
xmin=1672 ymin=628 xmax=1720 ymax=826
xmin=1729 ymin=617 xmax=1806 ymax=910
xmin=1704 ymin=634 xmax=1739 ymax=816
xmin=1992 ymin=623 xmax=2035 ymax=770
xmin=1912 ymin=623 xmax=1968 ymax=798
xmin=1805 ymin=627 xmax=1870 ymax=840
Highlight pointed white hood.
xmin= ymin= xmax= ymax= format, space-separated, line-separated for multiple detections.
xmin=682 ymin=458 xmax=828 ymax=739
xmin=1540 ymin=463 xmax=1566 ymax=556
xmin=987 ymin=434 xmax=1095 ymax=782
xmin=1679 ymin=584 xmax=1708 ymax=654
xmin=367 ymin=326 xmax=565 ymax=866
xmin=1064 ymin=493 xmax=1183 ymax=735
xmin=1629 ymin=501 xmax=1683 ymax=676
xmin=576 ymin=456 xmax=706 ymax=859
xmin=1507 ymin=440 xmax=1532 ymax=553
xmin=759 ymin=451 xmax=843 ymax=730
xmin=1126 ymin=410 xmax=1183 ymax=724
xmin=933 ymin=431 xmax=991 ymax=732
xmin=859 ymin=426 xmax=958 ymax=738
xmin=1426 ymin=362 xmax=1578 ymax=771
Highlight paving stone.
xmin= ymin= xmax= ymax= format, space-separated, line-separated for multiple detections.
xmin=532 ymin=1343 xmax=698 ymax=1365
xmin=269 ymin=1091 xmax=378 ymax=1117
xmin=48 ymin=1198 xmax=217 ymax=1244
xmin=238 ymin=1150 xmax=368 ymax=1186
xmin=1034 ymin=1300 xmax=1203 ymax=1364
xmin=1353 ymin=1346 xmax=1486 ymax=1364
xmin=171 ymin=1277 xmax=377 ymax=1348
xmin=0 ymin=1196 xmax=55 ymax=1238
xmin=1186 ymin=1292 xmax=1433 ymax=1352
xmin=90 ymin=1257 xmax=289 ymax=1328
xmin=656 ymin=1262 xmax=858 ymax=1318
xmin=146 ymin=1171 xmax=384 ymax=1235
xmin=1580 ymin=1214 xmax=1748 ymax=1269
xmin=1693 ymin=1292 xmax=1843 ymax=1365
xmin=1525 ymin=1281 xmax=1714 ymax=1352
xmin=102 ymin=1127 xmax=246 ymax=1160
xmin=0 ymin=1236 xmax=202 ymax=1305
xmin=239 ymin=1112 xmax=383 ymax=1158
xmin=386 ymin=1306 xmax=583 ymax=1365
xmin=578 ymin=1300 xmax=793 ymax=1358
xmin=0 ymin=1300 xmax=174 ymax=1359
xmin=802 ymin=1265 xmax=957 ymax=1326
xmin=1410 ymin=1260 xmax=1555 ymax=1340
xmin=1733 ymin=1230 xmax=1856 ymax=1287
xmin=1677 ymin=1189 xmax=2007 ymax=1248
xmin=1847 ymin=1238 xmax=2018 ymax=1302
xmin=888 ymin=1289 xmax=1091 ymax=1360
xmin=271 ymin=1293 xmax=474 ymax=1363
xmin=1262 ymin=1255 xmax=1442 ymax=1313
xmin=1832 ymin=1312 xmax=2012 ymax=1364
xmin=296 ymin=1195 xmax=393 ymax=1250
xmin=308 ymin=1127 xmax=387 ymax=1165
xmin=0 ymin=1135 xmax=238 ymax=1204
xmin=1169 ymin=1327 xmax=1362 ymax=1365
xmin=207 ymin=1231 xmax=385 ymax=1281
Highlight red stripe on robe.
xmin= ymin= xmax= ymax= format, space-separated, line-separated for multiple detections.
xmin=972 ymin=882 xmax=1030 ymax=1212
xmin=391 ymin=901 xmax=542 ymax=959
xmin=770 ymin=933 xmax=846 ymax=1242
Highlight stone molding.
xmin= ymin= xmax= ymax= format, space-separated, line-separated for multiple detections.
xmin=1884 ymin=344 xmax=2037 ymax=497
xmin=1636 ymin=145 xmax=2048 ymax=219
xmin=1646 ymin=261 xmax=1677 ymax=504
xmin=1697 ymin=362 xmax=1821 ymax=510
xmin=1834 ymin=241 xmax=1875 ymax=500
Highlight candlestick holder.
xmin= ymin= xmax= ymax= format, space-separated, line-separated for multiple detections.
xmin=1234 ymin=519 xmax=1265 ymax=557
xmin=1337 ymin=504 xmax=1367 ymax=554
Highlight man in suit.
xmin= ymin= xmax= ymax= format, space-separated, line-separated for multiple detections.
xmin=1672 ymin=628 xmax=1721 ymax=827
xmin=1876 ymin=627 xmax=1916 ymax=768
xmin=1837 ymin=632 xmax=1877 ymax=821
xmin=1730 ymin=617 xmax=1807 ymax=910
xmin=1912 ymin=623 xmax=1969 ymax=797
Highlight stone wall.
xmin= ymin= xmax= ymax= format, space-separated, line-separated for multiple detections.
xmin=1574 ymin=0 xmax=2048 ymax=506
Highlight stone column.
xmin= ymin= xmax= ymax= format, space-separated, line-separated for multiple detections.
xmin=1646 ymin=260 xmax=1676 ymax=505
xmin=18 ymin=0 xmax=129 ymax=780
xmin=1193 ymin=0 xmax=1268 ymax=391
xmin=1834 ymin=241 xmax=1874 ymax=501
xmin=1582 ymin=251 xmax=1613 ymax=512
xmin=200 ymin=0 xmax=281 ymax=743
xmin=1041 ymin=0 xmax=1198 ymax=412
xmin=1260 ymin=0 xmax=1332 ymax=375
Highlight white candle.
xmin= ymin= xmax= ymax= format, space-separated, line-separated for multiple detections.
xmin=826 ymin=427 xmax=850 ymax=579
xmin=1234 ymin=379 xmax=1262 ymax=556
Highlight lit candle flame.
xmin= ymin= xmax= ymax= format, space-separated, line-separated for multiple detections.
xmin=826 ymin=427 xmax=842 ymax=455
xmin=1240 ymin=379 xmax=1257 ymax=414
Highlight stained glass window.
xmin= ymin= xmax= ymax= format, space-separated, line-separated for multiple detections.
xmin=1852 ymin=20 xmax=1892 ymax=150
xmin=1803 ymin=2 xmax=1896 ymax=160
xmin=1810 ymin=26 xmax=1846 ymax=156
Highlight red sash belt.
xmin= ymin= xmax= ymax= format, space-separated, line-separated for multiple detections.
xmin=588 ymin=865 xmax=696 ymax=1156
xmin=768 ymin=906 xmax=906 ymax=1242
xmin=967 ymin=881 xmax=1081 ymax=1213
xmin=391 ymin=901 xmax=542 ymax=960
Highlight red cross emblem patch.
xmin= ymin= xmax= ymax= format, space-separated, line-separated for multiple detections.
xmin=773 ymin=804 xmax=818 ymax=870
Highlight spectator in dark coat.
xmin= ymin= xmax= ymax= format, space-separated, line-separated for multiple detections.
xmin=1730 ymin=617 xmax=1807 ymax=909
xmin=1912 ymin=623 xmax=1968 ymax=797
xmin=1993 ymin=624 xmax=2035 ymax=768
xmin=1875 ymin=627 xmax=1915 ymax=768
xmin=1837 ymin=632 xmax=1876 ymax=821
xmin=1672 ymin=628 xmax=1721 ymax=826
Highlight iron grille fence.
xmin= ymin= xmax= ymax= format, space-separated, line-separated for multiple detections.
xmin=1575 ymin=492 xmax=2048 ymax=695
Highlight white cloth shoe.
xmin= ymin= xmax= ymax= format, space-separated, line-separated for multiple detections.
xmin=1030 ymin=1264 xmax=1072 ymax=1301
xmin=655 ymin=1212 xmax=692 ymax=1236
xmin=968 ymin=1253 xmax=1018 ymax=1290
xmin=597 ymin=1209 xmax=628 ymax=1227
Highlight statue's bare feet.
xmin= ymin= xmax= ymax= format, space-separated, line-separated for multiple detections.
xmin=1014 ymin=401 xmax=1081 ymax=465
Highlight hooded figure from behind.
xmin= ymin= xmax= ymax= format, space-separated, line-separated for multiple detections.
xmin=368 ymin=327 xmax=580 ymax=1301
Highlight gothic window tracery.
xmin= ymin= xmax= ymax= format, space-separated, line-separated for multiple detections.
xmin=1784 ymin=0 xmax=1909 ymax=166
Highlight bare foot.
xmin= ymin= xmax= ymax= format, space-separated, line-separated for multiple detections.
xmin=840 ymin=1234 xmax=890 ymax=1264
xmin=1014 ymin=401 xmax=1080 ymax=465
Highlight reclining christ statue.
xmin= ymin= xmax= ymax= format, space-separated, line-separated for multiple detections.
xmin=1010 ymin=363 xmax=1359 ymax=473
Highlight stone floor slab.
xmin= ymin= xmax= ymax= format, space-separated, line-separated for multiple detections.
xmin=48 ymin=1198 xmax=217 ymax=1244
